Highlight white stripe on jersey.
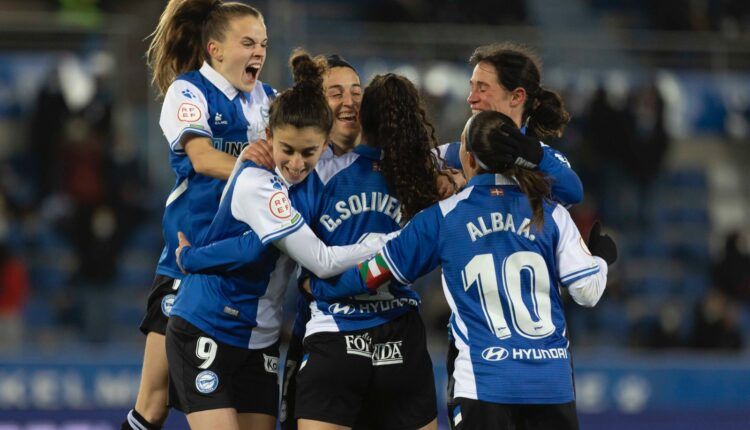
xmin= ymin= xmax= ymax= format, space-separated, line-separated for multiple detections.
xmin=165 ymin=178 xmax=189 ymax=207
xmin=452 ymin=326 xmax=478 ymax=401
xmin=439 ymin=186 xmax=473 ymax=217
xmin=305 ymin=300 xmax=339 ymax=338
xmin=249 ymin=254 xmax=295 ymax=349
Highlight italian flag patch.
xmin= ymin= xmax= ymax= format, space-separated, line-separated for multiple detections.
xmin=358 ymin=253 xmax=392 ymax=291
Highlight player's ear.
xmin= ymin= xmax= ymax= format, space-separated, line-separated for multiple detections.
xmin=207 ymin=39 xmax=223 ymax=63
xmin=510 ymin=87 xmax=526 ymax=109
xmin=265 ymin=127 xmax=273 ymax=142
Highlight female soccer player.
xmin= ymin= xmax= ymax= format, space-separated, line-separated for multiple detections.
xmin=310 ymin=111 xmax=618 ymax=430
xmin=179 ymin=72 xmax=444 ymax=430
xmin=165 ymin=51 xmax=396 ymax=430
xmin=124 ymin=2 xmax=274 ymax=429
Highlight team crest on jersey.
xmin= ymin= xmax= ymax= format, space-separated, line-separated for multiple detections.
xmin=178 ymin=103 xmax=201 ymax=122
xmin=372 ymin=162 xmax=381 ymax=172
xmin=161 ymin=294 xmax=176 ymax=317
xmin=269 ymin=192 xmax=292 ymax=219
xmin=195 ymin=370 xmax=219 ymax=393
xmin=260 ymin=106 xmax=270 ymax=121
xmin=181 ymin=88 xmax=196 ymax=99
xmin=270 ymin=176 xmax=283 ymax=190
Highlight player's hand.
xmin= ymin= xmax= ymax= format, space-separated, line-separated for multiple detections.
xmin=587 ymin=221 xmax=617 ymax=265
xmin=176 ymin=231 xmax=192 ymax=274
xmin=437 ymin=169 xmax=466 ymax=198
xmin=302 ymin=278 xmax=312 ymax=295
xmin=241 ymin=139 xmax=274 ymax=169
xmin=496 ymin=123 xmax=543 ymax=169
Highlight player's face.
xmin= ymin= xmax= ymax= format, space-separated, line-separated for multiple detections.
xmin=269 ymin=125 xmax=327 ymax=184
xmin=324 ymin=67 xmax=362 ymax=152
xmin=467 ymin=61 xmax=513 ymax=116
xmin=212 ymin=15 xmax=267 ymax=93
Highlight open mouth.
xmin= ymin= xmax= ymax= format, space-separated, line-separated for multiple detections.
xmin=337 ymin=112 xmax=357 ymax=124
xmin=245 ymin=64 xmax=261 ymax=80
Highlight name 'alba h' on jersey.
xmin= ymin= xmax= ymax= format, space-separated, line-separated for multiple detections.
xmin=311 ymin=112 xmax=609 ymax=406
xmin=156 ymin=61 xmax=276 ymax=278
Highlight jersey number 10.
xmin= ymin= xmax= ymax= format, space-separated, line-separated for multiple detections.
xmin=462 ymin=252 xmax=555 ymax=340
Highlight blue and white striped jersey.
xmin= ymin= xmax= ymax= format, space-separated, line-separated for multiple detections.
xmin=156 ymin=61 xmax=275 ymax=279
xmin=298 ymin=143 xmax=419 ymax=336
xmin=314 ymin=173 xmax=604 ymax=404
xmin=170 ymin=160 xmax=304 ymax=349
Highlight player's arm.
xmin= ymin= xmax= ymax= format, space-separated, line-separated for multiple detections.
xmin=183 ymin=137 xmax=238 ymax=180
xmin=159 ymin=79 xmax=251 ymax=181
xmin=553 ymin=207 xmax=616 ymax=307
xmin=494 ymin=124 xmax=583 ymax=205
xmin=308 ymin=205 xmax=442 ymax=300
xmin=176 ymin=230 xmax=266 ymax=274
xmin=232 ymin=168 xmax=397 ymax=279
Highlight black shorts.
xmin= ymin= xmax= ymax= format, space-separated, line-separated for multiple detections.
xmin=280 ymin=332 xmax=304 ymax=430
xmin=448 ymin=398 xmax=579 ymax=430
xmin=296 ymin=309 xmax=437 ymax=430
xmin=165 ymin=316 xmax=280 ymax=415
xmin=139 ymin=275 xmax=180 ymax=335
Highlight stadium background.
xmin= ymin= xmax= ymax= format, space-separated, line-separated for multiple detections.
xmin=0 ymin=0 xmax=749 ymax=428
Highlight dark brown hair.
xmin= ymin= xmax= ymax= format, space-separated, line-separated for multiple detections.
xmin=146 ymin=0 xmax=264 ymax=96
xmin=470 ymin=42 xmax=570 ymax=138
xmin=466 ymin=110 xmax=551 ymax=228
xmin=360 ymin=73 xmax=441 ymax=221
xmin=268 ymin=49 xmax=333 ymax=136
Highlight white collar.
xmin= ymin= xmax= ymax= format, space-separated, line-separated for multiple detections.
xmin=199 ymin=61 xmax=239 ymax=100
xmin=494 ymin=174 xmax=518 ymax=186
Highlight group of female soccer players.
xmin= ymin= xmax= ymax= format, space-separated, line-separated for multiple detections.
xmin=121 ymin=1 xmax=618 ymax=430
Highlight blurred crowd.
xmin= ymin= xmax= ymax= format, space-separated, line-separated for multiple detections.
xmin=0 ymin=0 xmax=749 ymax=354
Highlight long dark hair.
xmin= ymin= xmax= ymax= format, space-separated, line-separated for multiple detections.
xmin=466 ymin=110 xmax=551 ymax=227
xmin=359 ymin=74 xmax=441 ymax=221
xmin=146 ymin=0 xmax=264 ymax=96
xmin=268 ymin=49 xmax=333 ymax=136
xmin=470 ymin=42 xmax=570 ymax=139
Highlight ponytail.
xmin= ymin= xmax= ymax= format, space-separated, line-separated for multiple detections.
xmin=146 ymin=0 xmax=263 ymax=97
xmin=466 ymin=110 xmax=551 ymax=228
xmin=268 ymin=49 xmax=332 ymax=136
xmin=360 ymin=74 xmax=441 ymax=221
xmin=526 ymin=87 xmax=571 ymax=139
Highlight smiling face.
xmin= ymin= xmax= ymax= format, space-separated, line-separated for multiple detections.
xmin=269 ymin=125 xmax=328 ymax=184
xmin=209 ymin=14 xmax=267 ymax=93
xmin=324 ymin=66 xmax=362 ymax=154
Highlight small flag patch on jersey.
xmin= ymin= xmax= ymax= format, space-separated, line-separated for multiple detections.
xmin=490 ymin=188 xmax=504 ymax=197
xmin=358 ymin=253 xmax=391 ymax=291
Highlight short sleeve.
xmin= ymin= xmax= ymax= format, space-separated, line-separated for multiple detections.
xmin=231 ymin=167 xmax=304 ymax=244
xmin=159 ymin=80 xmax=213 ymax=154
xmin=552 ymin=205 xmax=600 ymax=287
xmin=381 ymin=204 xmax=442 ymax=284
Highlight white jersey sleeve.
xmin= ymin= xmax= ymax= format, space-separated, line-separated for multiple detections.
xmin=274 ymin=225 xmax=392 ymax=279
xmin=159 ymin=80 xmax=213 ymax=154
xmin=551 ymin=205 xmax=601 ymax=287
xmin=230 ymin=167 xmax=303 ymax=245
